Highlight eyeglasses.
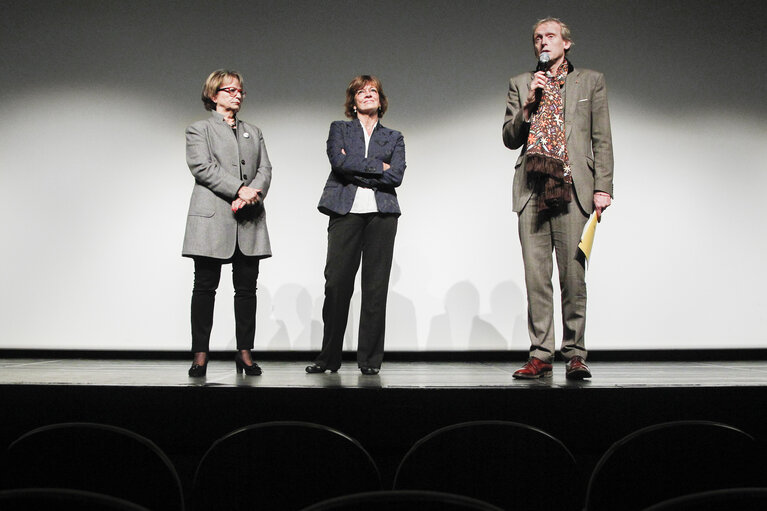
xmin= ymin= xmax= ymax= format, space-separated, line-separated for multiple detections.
xmin=217 ymin=87 xmax=246 ymax=97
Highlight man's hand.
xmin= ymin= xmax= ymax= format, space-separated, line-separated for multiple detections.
xmin=523 ymin=71 xmax=547 ymax=121
xmin=594 ymin=192 xmax=612 ymax=221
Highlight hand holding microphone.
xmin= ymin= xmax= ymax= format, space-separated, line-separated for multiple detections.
xmin=524 ymin=52 xmax=550 ymax=120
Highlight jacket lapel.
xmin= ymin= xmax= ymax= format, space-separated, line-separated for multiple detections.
xmin=368 ymin=123 xmax=390 ymax=158
xmin=349 ymin=119 xmax=366 ymax=156
xmin=210 ymin=112 xmax=239 ymax=160
xmin=565 ymin=68 xmax=580 ymax=142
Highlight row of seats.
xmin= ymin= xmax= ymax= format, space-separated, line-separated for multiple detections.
xmin=1 ymin=420 xmax=766 ymax=510
xmin=0 ymin=488 xmax=507 ymax=511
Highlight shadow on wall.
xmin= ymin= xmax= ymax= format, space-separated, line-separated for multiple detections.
xmin=224 ymin=283 xmax=322 ymax=351
xmin=343 ymin=259 xmax=418 ymax=351
xmin=484 ymin=280 xmax=529 ymax=350
xmin=269 ymin=284 xmax=322 ymax=350
xmin=385 ymin=260 xmax=418 ymax=349
xmin=223 ymin=270 xmax=526 ymax=352
xmin=426 ymin=280 xmax=527 ymax=350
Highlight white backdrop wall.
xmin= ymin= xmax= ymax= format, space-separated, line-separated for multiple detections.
xmin=1 ymin=0 xmax=765 ymax=351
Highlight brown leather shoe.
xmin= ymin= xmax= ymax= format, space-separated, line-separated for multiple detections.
xmin=565 ymin=356 xmax=592 ymax=380
xmin=513 ymin=357 xmax=553 ymax=379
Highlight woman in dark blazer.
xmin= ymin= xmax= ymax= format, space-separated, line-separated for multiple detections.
xmin=184 ymin=69 xmax=272 ymax=377
xmin=306 ymin=75 xmax=406 ymax=375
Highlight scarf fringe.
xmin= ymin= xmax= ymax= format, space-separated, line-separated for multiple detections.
xmin=526 ymin=153 xmax=572 ymax=212
xmin=526 ymin=152 xmax=565 ymax=177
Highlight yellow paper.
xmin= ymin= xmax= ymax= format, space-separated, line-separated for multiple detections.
xmin=578 ymin=213 xmax=598 ymax=263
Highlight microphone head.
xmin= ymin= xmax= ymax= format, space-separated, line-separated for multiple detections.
xmin=539 ymin=52 xmax=551 ymax=64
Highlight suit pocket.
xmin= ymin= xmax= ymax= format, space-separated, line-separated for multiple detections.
xmin=188 ymin=185 xmax=217 ymax=217
xmin=574 ymin=100 xmax=592 ymax=122
xmin=188 ymin=208 xmax=214 ymax=218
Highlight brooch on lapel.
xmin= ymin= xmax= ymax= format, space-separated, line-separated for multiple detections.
xmin=243 ymin=132 xmax=250 ymax=138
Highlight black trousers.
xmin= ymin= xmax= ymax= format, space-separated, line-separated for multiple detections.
xmin=190 ymin=246 xmax=260 ymax=353
xmin=315 ymin=213 xmax=398 ymax=370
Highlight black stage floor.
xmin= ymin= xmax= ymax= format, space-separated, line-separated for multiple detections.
xmin=2 ymin=358 xmax=767 ymax=500
xmin=3 ymin=358 xmax=767 ymax=388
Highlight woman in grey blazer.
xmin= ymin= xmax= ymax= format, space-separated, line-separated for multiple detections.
xmin=184 ymin=70 xmax=272 ymax=377
xmin=306 ymin=75 xmax=406 ymax=375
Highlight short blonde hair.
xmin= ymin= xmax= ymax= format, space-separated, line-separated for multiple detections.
xmin=532 ymin=17 xmax=573 ymax=53
xmin=344 ymin=75 xmax=388 ymax=119
xmin=201 ymin=69 xmax=244 ymax=111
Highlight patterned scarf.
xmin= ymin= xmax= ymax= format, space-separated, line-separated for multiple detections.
xmin=525 ymin=60 xmax=572 ymax=212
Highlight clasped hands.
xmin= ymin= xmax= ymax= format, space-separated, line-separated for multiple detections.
xmin=232 ymin=186 xmax=262 ymax=213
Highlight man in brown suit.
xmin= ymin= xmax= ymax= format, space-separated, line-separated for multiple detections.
xmin=503 ymin=18 xmax=613 ymax=379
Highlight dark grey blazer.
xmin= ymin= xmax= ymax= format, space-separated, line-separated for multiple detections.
xmin=502 ymin=66 xmax=614 ymax=214
xmin=318 ymin=119 xmax=406 ymax=216
xmin=182 ymin=111 xmax=272 ymax=259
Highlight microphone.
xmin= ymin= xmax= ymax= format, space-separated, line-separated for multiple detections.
xmin=536 ymin=52 xmax=551 ymax=72
xmin=533 ymin=52 xmax=551 ymax=105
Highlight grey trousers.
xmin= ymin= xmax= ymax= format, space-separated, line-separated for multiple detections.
xmin=518 ymin=195 xmax=589 ymax=363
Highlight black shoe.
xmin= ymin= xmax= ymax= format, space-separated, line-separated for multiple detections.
xmin=306 ymin=363 xmax=340 ymax=373
xmin=305 ymin=363 xmax=326 ymax=374
xmin=235 ymin=352 xmax=262 ymax=376
xmin=188 ymin=355 xmax=208 ymax=377
xmin=360 ymin=366 xmax=380 ymax=375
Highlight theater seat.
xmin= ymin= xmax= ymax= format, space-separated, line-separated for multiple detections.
xmin=2 ymin=422 xmax=184 ymax=510
xmin=584 ymin=420 xmax=766 ymax=511
xmin=191 ymin=421 xmax=381 ymax=510
xmin=393 ymin=420 xmax=579 ymax=511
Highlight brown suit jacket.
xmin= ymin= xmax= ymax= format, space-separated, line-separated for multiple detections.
xmin=502 ymin=66 xmax=614 ymax=214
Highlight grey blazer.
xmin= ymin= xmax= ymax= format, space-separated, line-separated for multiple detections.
xmin=318 ymin=119 xmax=406 ymax=216
xmin=182 ymin=111 xmax=272 ymax=259
xmin=502 ymin=66 xmax=614 ymax=213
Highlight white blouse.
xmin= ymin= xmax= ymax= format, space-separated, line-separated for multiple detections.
xmin=349 ymin=122 xmax=379 ymax=214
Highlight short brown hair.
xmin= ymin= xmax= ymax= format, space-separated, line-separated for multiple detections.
xmin=344 ymin=75 xmax=388 ymax=119
xmin=532 ymin=17 xmax=573 ymax=53
xmin=201 ymin=69 xmax=244 ymax=111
